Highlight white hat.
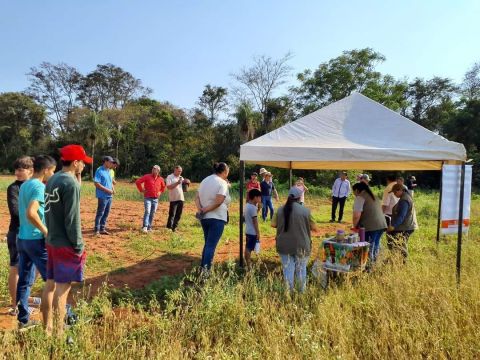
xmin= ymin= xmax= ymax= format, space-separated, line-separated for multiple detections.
xmin=259 ymin=168 xmax=267 ymax=175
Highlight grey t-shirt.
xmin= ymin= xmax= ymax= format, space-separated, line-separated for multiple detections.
xmin=244 ymin=203 xmax=258 ymax=235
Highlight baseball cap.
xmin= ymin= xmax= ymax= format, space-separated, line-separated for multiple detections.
xmin=112 ymin=157 xmax=120 ymax=165
xmin=103 ymin=156 xmax=114 ymax=162
xmin=389 ymin=184 xmax=405 ymax=193
xmin=361 ymin=174 xmax=370 ymax=181
xmin=60 ymin=145 xmax=93 ymax=164
xmin=259 ymin=168 xmax=267 ymax=175
xmin=288 ymin=186 xmax=303 ymax=199
xmin=251 ymin=172 xmax=258 ymax=177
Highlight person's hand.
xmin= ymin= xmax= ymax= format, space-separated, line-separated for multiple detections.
xmin=200 ymin=207 xmax=207 ymax=214
xmin=387 ymin=225 xmax=395 ymax=232
xmin=256 ymin=234 xmax=260 ymax=241
xmin=111 ymin=189 xmax=116 ymax=195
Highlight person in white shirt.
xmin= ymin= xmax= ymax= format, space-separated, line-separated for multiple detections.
xmin=330 ymin=171 xmax=351 ymax=223
xmin=382 ymin=175 xmax=399 ymax=226
xmin=195 ymin=162 xmax=231 ymax=269
xmin=166 ymin=166 xmax=185 ymax=232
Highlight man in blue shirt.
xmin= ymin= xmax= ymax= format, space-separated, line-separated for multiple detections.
xmin=330 ymin=171 xmax=351 ymax=223
xmin=17 ymin=155 xmax=57 ymax=329
xmin=94 ymin=156 xmax=115 ymax=235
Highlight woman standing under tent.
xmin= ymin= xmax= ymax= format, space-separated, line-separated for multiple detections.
xmin=272 ymin=187 xmax=316 ymax=292
xmin=352 ymin=182 xmax=387 ymax=264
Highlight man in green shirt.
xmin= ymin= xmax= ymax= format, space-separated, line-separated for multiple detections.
xmin=44 ymin=144 xmax=91 ymax=337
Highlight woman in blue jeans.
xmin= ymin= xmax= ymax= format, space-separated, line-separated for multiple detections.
xmin=272 ymin=187 xmax=316 ymax=292
xmin=352 ymin=182 xmax=387 ymax=263
xmin=195 ymin=162 xmax=231 ymax=269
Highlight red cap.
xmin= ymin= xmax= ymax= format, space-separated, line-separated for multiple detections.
xmin=60 ymin=145 xmax=93 ymax=164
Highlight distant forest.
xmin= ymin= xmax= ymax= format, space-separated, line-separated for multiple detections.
xmin=1 ymin=48 xmax=479 ymax=187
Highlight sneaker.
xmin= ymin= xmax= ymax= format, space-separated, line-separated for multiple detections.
xmin=94 ymin=231 xmax=101 ymax=236
xmin=329 ymin=219 xmax=335 ymax=223
xmin=18 ymin=320 xmax=40 ymax=331
xmin=337 ymin=220 xmax=343 ymax=224
xmin=99 ymin=229 xmax=110 ymax=235
xmin=7 ymin=307 xmax=18 ymax=316
xmin=142 ymin=227 xmax=148 ymax=233
xmin=29 ymin=297 xmax=41 ymax=306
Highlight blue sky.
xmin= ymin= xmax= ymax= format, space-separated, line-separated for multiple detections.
xmin=1 ymin=0 xmax=479 ymax=109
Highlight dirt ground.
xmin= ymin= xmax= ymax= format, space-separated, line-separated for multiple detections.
xmin=0 ymin=178 xmax=350 ymax=330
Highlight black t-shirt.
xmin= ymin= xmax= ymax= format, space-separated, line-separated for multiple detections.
xmin=7 ymin=180 xmax=24 ymax=232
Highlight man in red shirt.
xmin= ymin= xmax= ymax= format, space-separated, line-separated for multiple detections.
xmin=135 ymin=165 xmax=166 ymax=233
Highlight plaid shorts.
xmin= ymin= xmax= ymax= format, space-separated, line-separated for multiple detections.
xmin=46 ymin=244 xmax=86 ymax=284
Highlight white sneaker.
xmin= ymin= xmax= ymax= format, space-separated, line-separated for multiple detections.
xmin=142 ymin=227 xmax=148 ymax=233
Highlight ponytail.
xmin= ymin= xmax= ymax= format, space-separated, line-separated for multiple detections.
xmin=352 ymin=182 xmax=375 ymax=201
xmin=283 ymin=195 xmax=297 ymax=232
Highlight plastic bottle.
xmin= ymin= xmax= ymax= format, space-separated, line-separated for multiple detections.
xmin=359 ymin=227 xmax=365 ymax=242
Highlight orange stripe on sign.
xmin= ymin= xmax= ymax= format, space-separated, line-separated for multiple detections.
xmin=441 ymin=219 xmax=470 ymax=228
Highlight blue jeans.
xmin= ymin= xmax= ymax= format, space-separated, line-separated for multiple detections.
xmin=261 ymin=196 xmax=274 ymax=221
xmin=16 ymin=238 xmax=47 ymax=324
xmin=279 ymin=254 xmax=309 ymax=292
xmin=200 ymin=218 xmax=226 ymax=269
xmin=365 ymin=229 xmax=385 ymax=262
xmin=143 ymin=198 xmax=159 ymax=229
xmin=95 ymin=197 xmax=112 ymax=232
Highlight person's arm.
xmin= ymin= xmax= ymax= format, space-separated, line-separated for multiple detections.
xmin=352 ymin=196 xmax=364 ymax=228
xmin=271 ymin=211 xmax=277 ymax=228
xmin=195 ymin=192 xmax=202 ymax=211
xmin=63 ymin=182 xmax=83 ymax=252
xmin=167 ymin=176 xmax=182 ymax=190
xmin=273 ymin=188 xmax=279 ymax=201
xmin=135 ymin=176 xmax=146 ymax=193
xmin=159 ymin=178 xmax=166 ymax=194
xmin=94 ymin=181 xmax=113 ymax=195
xmin=27 ymin=200 xmax=48 ymax=237
xmin=352 ymin=211 xmax=362 ymax=228
xmin=303 ymin=184 xmax=309 ymax=192
xmin=7 ymin=184 xmax=19 ymax=218
xmin=75 ymin=172 xmax=82 ymax=185
xmin=201 ymin=194 xmax=225 ymax=213
xmin=390 ymin=200 xmax=409 ymax=230
xmin=346 ymin=181 xmax=351 ymax=197
xmin=252 ymin=216 xmax=260 ymax=240
xmin=309 ymin=212 xmax=317 ymax=231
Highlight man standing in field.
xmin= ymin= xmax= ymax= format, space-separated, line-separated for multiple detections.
xmin=94 ymin=156 xmax=115 ymax=236
xmin=330 ymin=171 xmax=350 ymax=223
xmin=166 ymin=166 xmax=184 ymax=232
xmin=17 ymin=155 xmax=57 ymax=329
xmin=6 ymin=156 xmax=34 ymax=315
xmin=44 ymin=145 xmax=90 ymax=336
xmin=110 ymin=157 xmax=120 ymax=186
xmin=136 ymin=165 xmax=166 ymax=233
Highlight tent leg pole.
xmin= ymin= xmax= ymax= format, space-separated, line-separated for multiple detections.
xmin=456 ymin=162 xmax=466 ymax=285
xmin=239 ymin=161 xmax=245 ymax=268
xmin=289 ymin=162 xmax=293 ymax=188
xmin=436 ymin=164 xmax=444 ymax=244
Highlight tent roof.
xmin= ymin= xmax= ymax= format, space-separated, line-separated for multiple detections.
xmin=239 ymin=93 xmax=466 ymax=170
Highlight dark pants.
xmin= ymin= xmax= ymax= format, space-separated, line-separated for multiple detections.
xmin=167 ymin=201 xmax=184 ymax=230
xmin=95 ymin=197 xmax=112 ymax=232
xmin=387 ymin=230 xmax=414 ymax=259
xmin=200 ymin=218 xmax=226 ymax=269
xmin=331 ymin=196 xmax=347 ymax=221
xmin=17 ymin=238 xmax=47 ymax=324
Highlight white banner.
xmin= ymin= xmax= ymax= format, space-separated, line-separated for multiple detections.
xmin=440 ymin=165 xmax=472 ymax=235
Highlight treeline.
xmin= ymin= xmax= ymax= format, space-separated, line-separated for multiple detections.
xmin=0 ymin=48 xmax=479 ymax=186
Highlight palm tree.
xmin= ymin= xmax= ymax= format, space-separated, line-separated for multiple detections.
xmin=235 ymin=102 xmax=261 ymax=143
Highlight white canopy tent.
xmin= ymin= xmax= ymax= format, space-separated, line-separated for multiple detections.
xmin=238 ymin=93 xmax=468 ymax=281
xmin=240 ymin=92 xmax=466 ymax=170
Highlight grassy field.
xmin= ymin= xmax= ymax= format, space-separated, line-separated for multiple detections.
xmin=0 ymin=177 xmax=479 ymax=359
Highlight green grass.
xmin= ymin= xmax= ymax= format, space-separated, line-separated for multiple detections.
xmin=0 ymin=175 xmax=479 ymax=358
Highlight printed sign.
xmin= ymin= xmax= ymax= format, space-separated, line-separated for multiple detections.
xmin=440 ymin=165 xmax=472 ymax=235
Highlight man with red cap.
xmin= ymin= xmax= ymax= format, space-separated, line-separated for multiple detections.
xmin=43 ymin=144 xmax=91 ymax=336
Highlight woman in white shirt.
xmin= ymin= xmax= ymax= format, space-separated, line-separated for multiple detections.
xmin=195 ymin=162 xmax=231 ymax=269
